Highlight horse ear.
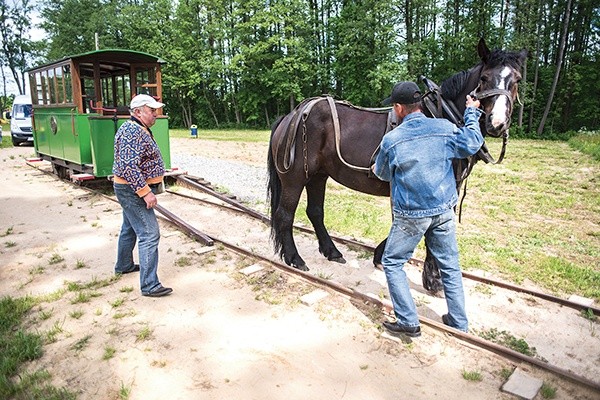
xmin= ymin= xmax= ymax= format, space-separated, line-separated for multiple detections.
xmin=518 ymin=49 xmax=528 ymax=65
xmin=477 ymin=38 xmax=490 ymax=63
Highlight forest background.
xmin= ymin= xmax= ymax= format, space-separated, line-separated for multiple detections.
xmin=0 ymin=0 xmax=598 ymax=137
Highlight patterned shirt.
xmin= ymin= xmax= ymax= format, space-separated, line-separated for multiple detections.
xmin=113 ymin=118 xmax=165 ymax=197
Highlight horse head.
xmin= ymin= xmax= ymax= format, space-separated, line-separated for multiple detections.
xmin=475 ymin=38 xmax=528 ymax=138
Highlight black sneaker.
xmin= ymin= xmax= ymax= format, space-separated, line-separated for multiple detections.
xmin=382 ymin=320 xmax=421 ymax=338
xmin=143 ymin=286 xmax=173 ymax=297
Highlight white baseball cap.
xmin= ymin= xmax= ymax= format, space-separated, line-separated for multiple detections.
xmin=130 ymin=94 xmax=165 ymax=109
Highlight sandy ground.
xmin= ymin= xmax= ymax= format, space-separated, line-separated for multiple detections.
xmin=0 ymin=141 xmax=598 ymax=400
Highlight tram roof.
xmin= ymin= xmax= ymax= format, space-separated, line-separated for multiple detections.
xmin=27 ymin=49 xmax=166 ymax=73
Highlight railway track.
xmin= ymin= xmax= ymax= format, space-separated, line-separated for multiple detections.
xmin=172 ymin=174 xmax=600 ymax=317
xmin=165 ymin=176 xmax=600 ymax=393
xmin=27 ymin=161 xmax=600 ymax=394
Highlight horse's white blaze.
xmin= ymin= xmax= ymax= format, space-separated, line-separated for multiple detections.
xmin=489 ymin=66 xmax=512 ymax=128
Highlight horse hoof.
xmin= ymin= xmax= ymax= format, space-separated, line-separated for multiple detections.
xmin=292 ymin=263 xmax=310 ymax=272
xmin=329 ymin=256 xmax=346 ymax=264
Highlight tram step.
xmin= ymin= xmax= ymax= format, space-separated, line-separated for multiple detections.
xmin=71 ymin=173 xmax=95 ymax=182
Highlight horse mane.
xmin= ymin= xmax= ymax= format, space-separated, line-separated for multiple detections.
xmin=440 ymin=69 xmax=473 ymax=101
xmin=440 ymin=49 xmax=525 ymax=101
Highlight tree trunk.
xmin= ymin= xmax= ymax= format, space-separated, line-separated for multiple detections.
xmin=537 ymin=0 xmax=572 ymax=135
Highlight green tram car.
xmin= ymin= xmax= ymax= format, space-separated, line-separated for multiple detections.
xmin=27 ymin=49 xmax=171 ymax=180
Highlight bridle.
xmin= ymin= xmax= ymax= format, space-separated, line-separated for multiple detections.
xmin=471 ymin=83 xmax=517 ymax=164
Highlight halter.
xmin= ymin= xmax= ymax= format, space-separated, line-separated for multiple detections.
xmin=471 ymin=84 xmax=516 ymax=164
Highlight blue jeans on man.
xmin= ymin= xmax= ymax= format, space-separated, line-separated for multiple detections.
xmin=382 ymin=209 xmax=468 ymax=332
xmin=114 ymin=183 xmax=162 ymax=295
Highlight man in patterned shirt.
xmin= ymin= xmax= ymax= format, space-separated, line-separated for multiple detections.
xmin=113 ymin=94 xmax=172 ymax=297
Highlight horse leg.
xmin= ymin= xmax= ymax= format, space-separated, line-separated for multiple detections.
xmin=272 ymin=184 xmax=309 ymax=271
xmin=422 ymin=246 xmax=443 ymax=295
xmin=373 ymin=238 xmax=387 ymax=269
xmin=305 ymin=175 xmax=346 ymax=264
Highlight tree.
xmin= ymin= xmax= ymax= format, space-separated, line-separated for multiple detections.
xmin=537 ymin=0 xmax=572 ymax=134
xmin=0 ymin=0 xmax=39 ymax=95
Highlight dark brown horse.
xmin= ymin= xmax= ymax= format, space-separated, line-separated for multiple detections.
xmin=267 ymin=38 xmax=527 ymax=275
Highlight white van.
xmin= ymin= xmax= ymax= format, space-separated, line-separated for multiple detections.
xmin=9 ymin=95 xmax=33 ymax=146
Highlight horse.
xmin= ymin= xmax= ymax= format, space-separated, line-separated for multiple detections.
xmin=267 ymin=38 xmax=527 ymax=283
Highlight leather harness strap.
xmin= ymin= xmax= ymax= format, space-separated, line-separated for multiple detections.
xmin=276 ymin=96 xmax=397 ymax=177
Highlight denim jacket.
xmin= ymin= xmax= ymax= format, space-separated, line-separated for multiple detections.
xmin=373 ymin=107 xmax=484 ymax=218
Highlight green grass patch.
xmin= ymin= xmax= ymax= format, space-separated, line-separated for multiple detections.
xmin=540 ymin=382 xmax=558 ymax=398
xmin=170 ymin=128 xmax=270 ymax=142
xmin=476 ymin=328 xmax=537 ymax=357
xmin=0 ymin=134 xmax=13 ymax=149
xmin=462 ymin=370 xmax=483 ymax=382
xmin=0 ymin=296 xmax=74 ymax=398
xmin=568 ymin=131 xmax=600 ymax=161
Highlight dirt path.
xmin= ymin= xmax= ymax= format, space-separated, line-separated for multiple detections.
xmin=0 ymin=142 xmax=597 ymax=400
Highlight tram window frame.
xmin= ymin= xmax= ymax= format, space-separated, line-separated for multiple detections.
xmin=29 ymin=61 xmax=73 ymax=107
xmin=134 ymin=66 xmax=159 ymax=97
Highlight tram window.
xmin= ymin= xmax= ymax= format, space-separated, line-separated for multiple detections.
xmin=29 ymin=74 xmax=42 ymax=104
xmin=63 ymin=65 xmax=72 ymax=103
xmin=82 ymin=77 xmax=95 ymax=113
xmin=47 ymin=69 xmax=56 ymax=104
xmin=55 ymin=67 xmax=64 ymax=103
xmin=135 ymin=67 xmax=158 ymax=97
xmin=40 ymin=72 xmax=50 ymax=105
xmin=101 ymin=77 xmax=113 ymax=106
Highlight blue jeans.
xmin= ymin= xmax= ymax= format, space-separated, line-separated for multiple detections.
xmin=114 ymin=183 xmax=162 ymax=294
xmin=382 ymin=209 xmax=468 ymax=331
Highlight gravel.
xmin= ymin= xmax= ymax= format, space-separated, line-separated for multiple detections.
xmin=171 ymin=153 xmax=269 ymax=206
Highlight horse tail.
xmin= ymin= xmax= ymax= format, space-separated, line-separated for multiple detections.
xmin=267 ymin=116 xmax=285 ymax=257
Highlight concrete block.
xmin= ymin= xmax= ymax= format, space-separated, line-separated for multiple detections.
xmin=300 ymin=289 xmax=329 ymax=306
xmin=239 ymin=264 xmax=264 ymax=276
xmin=194 ymin=247 xmax=215 ymax=255
xmin=501 ymin=368 xmax=543 ymax=400
xmin=568 ymin=294 xmax=595 ymax=307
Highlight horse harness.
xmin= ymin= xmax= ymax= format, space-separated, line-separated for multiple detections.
xmin=275 ymin=96 xmax=397 ymax=178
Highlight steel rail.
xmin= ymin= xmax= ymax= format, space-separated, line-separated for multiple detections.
xmin=174 ymin=175 xmax=600 ymax=317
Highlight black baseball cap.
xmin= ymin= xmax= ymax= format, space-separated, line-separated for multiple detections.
xmin=383 ymin=81 xmax=421 ymax=105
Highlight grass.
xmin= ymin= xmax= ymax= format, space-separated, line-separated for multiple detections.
xmin=0 ymin=296 xmax=74 ymax=398
xmin=135 ymin=325 xmax=153 ymax=342
xmin=462 ymin=369 xmax=483 ymax=382
xmin=475 ymin=327 xmax=538 ymax=357
xmin=568 ymin=131 xmax=600 ymax=161
xmin=170 ymin=127 xmax=270 ymax=142
xmin=0 ymin=134 xmax=13 ymax=149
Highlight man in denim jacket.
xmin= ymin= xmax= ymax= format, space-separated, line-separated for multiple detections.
xmin=372 ymin=81 xmax=483 ymax=337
